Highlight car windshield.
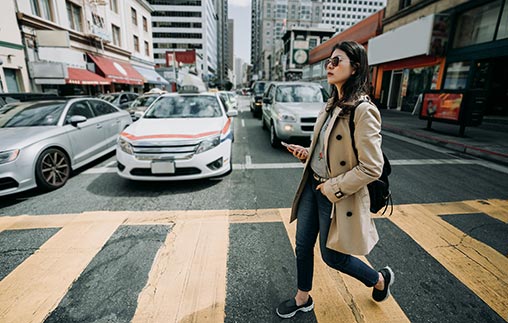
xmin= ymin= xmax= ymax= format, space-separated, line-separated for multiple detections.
xmin=131 ymin=96 xmax=158 ymax=108
xmin=144 ymin=95 xmax=223 ymax=119
xmin=0 ymin=102 xmax=66 ymax=127
xmin=99 ymin=94 xmax=118 ymax=103
xmin=275 ymin=85 xmax=326 ymax=103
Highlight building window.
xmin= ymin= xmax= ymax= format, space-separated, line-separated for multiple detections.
xmin=444 ymin=61 xmax=471 ymax=90
xmin=31 ymin=0 xmax=53 ymax=21
xmin=66 ymin=1 xmax=82 ymax=32
xmin=133 ymin=35 xmax=139 ymax=52
xmin=131 ymin=8 xmax=137 ymax=25
xmin=112 ymin=24 xmax=121 ymax=46
xmin=453 ymin=1 xmax=502 ymax=48
xmin=110 ymin=0 xmax=118 ymax=13
xmin=144 ymin=41 xmax=150 ymax=56
xmin=496 ymin=0 xmax=508 ymax=40
xmin=143 ymin=16 xmax=148 ymax=32
xmin=399 ymin=0 xmax=411 ymax=10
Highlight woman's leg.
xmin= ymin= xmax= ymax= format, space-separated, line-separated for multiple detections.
xmin=314 ymin=186 xmax=379 ymax=287
xmin=295 ymin=178 xmax=320 ymax=293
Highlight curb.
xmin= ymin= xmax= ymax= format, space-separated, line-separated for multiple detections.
xmin=382 ymin=124 xmax=508 ymax=166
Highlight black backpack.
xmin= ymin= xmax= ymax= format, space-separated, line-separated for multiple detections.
xmin=349 ymin=101 xmax=393 ymax=215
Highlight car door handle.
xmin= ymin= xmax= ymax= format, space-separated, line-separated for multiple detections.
xmin=96 ymin=124 xmax=103 ymax=129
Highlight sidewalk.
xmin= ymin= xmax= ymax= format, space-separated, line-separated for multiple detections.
xmin=380 ymin=109 xmax=508 ymax=165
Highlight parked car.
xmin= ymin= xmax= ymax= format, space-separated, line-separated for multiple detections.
xmin=0 ymin=92 xmax=60 ymax=108
xmin=126 ymin=93 xmax=163 ymax=121
xmin=99 ymin=92 xmax=139 ymax=109
xmin=261 ymin=82 xmax=329 ymax=147
xmin=0 ymin=98 xmax=132 ymax=196
xmin=116 ymin=87 xmax=238 ymax=181
xmin=250 ymin=81 xmax=268 ymax=117
xmin=217 ymin=91 xmax=238 ymax=141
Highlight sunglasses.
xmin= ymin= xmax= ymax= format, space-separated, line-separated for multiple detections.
xmin=324 ymin=56 xmax=345 ymax=69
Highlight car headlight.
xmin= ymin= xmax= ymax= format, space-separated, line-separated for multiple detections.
xmin=277 ymin=111 xmax=297 ymax=122
xmin=0 ymin=149 xmax=20 ymax=164
xmin=118 ymin=138 xmax=133 ymax=155
xmin=195 ymin=135 xmax=220 ymax=154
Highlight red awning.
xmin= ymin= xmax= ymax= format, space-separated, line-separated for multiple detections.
xmin=66 ymin=67 xmax=111 ymax=85
xmin=88 ymin=54 xmax=144 ymax=85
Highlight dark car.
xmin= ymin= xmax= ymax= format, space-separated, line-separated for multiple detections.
xmin=0 ymin=92 xmax=60 ymax=108
xmin=250 ymin=81 xmax=268 ymax=118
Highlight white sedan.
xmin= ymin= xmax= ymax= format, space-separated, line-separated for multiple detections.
xmin=116 ymin=91 xmax=237 ymax=181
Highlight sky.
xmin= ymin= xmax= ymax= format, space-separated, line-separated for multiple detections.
xmin=228 ymin=0 xmax=251 ymax=64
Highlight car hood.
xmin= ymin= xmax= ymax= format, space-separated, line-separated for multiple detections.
xmin=0 ymin=126 xmax=60 ymax=151
xmin=122 ymin=118 xmax=226 ymax=141
xmin=274 ymin=102 xmax=324 ymax=116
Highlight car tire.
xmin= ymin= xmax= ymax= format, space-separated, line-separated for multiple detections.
xmin=35 ymin=148 xmax=71 ymax=191
xmin=270 ymin=122 xmax=281 ymax=148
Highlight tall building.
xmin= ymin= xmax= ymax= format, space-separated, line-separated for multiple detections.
xmin=321 ymin=0 xmax=386 ymax=33
xmin=250 ymin=0 xmax=262 ymax=81
xmin=149 ymin=0 xmax=218 ymax=80
xmin=227 ymin=19 xmax=234 ymax=76
xmin=256 ymin=0 xmax=323 ymax=80
xmin=215 ymin=0 xmax=228 ymax=87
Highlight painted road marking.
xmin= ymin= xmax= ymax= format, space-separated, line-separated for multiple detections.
xmin=82 ymin=159 xmax=479 ymax=174
xmin=0 ymin=201 xmax=507 ymax=322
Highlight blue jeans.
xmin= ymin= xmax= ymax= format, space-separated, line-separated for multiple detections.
xmin=295 ymin=176 xmax=379 ymax=292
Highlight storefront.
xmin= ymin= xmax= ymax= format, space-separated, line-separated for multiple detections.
xmin=368 ymin=14 xmax=447 ymax=111
xmin=441 ymin=0 xmax=508 ymax=116
xmin=133 ymin=65 xmax=169 ymax=92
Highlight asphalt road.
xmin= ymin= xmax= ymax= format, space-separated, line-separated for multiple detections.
xmin=1 ymin=96 xmax=507 ymax=323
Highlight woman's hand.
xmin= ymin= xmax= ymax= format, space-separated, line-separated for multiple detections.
xmin=287 ymin=144 xmax=308 ymax=161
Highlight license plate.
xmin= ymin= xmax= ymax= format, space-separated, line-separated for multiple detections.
xmin=151 ymin=161 xmax=175 ymax=174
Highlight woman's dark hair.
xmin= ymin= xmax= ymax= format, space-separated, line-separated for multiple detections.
xmin=327 ymin=41 xmax=370 ymax=113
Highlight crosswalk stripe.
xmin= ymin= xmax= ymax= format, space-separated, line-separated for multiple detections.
xmin=462 ymin=199 xmax=508 ymax=223
xmin=390 ymin=202 xmax=508 ymax=319
xmin=0 ymin=212 xmax=125 ymax=323
xmin=132 ymin=213 xmax=228 ymax=323
xmin=279 ymin=209 xmax=410 ymax=322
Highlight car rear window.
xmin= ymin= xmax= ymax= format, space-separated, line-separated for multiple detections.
xmin=275 ymin=85 xmax=326 ymax=103
xmin=144 ymin=96 xmax=223 ymax=119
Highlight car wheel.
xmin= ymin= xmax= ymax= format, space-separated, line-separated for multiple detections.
xmin=35 ymin=148 xmax=71 ymax=191
xmin=270 ymin=122 xmax=281 ymax=148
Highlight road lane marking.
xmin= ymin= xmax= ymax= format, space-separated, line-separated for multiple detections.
xmin=1 ymin=200 xmax=507 ymax=322
xmin=241 ymin=119 xmax=245 ymax=127
xmin=0 ymin=212 xmax=125 ymax=323
xmin=132 ymin=213 xmax=228 ymax=323
xmin=82 ymin=158 xmax=481 ymax=174
xmin=390 ymin=203 xmax=508 ymax=320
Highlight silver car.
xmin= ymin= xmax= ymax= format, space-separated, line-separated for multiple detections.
xmin=0 ymin=98 xmax=131 ymax=197
xmin=261 ymin=82 xmax=329 ymax=147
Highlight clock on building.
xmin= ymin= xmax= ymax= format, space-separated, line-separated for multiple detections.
xmin=293 ymin=49 xmax=308 ymax=65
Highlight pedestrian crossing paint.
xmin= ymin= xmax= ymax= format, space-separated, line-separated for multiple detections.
xmin=0 ymin=200 xmax=506 ymax=322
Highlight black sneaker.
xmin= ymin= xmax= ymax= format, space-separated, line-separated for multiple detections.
xmin=372 ymin=266 xmax=394 ymax=302
xmin=276 ymin=295 xmax=314 ymax=319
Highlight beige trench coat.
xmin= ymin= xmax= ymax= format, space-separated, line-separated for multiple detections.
xmin=290 ymin=98 xmax=384 ymax=255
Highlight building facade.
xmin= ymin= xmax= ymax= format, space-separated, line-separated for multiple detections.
xmin=368 ymin=0 xmax=508 ymax=119
xmin=149 ymin=0 xmax=218 ymax=81
xmin=0 ymin=0 xmax=31 ymax=93
xmin=15 ymin=0 xmax=163 ymax=95
xmin=321 ymin=0 xmax=386 ymax=33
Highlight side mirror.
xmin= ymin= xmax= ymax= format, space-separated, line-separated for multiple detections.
xmin=263 ymin=97 xmax=273 ymax=104
xmin=69 ymin=115 xmax=87 ymax=126
xmin=226 ymin=109 xmax=238 ymax=117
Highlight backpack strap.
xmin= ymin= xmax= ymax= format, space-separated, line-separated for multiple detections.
xmin=348 ymin=99 xmax=369 ymax=158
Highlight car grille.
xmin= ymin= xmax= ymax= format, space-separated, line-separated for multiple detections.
xmin=130 ymin=167 xmax=201 ymax=177
xmin=0 ymin=177 xmax=19 ymax=191
xmin=131 ymin=140 xmax=199 ymax=160
xmin=300 ymin=117 xmax=317 ymax=132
